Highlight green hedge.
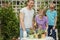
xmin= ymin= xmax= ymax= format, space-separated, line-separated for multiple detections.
xmin=0 ymin=6 xmax=20 ymax=40
xmin=57 ymin=4 xmax=60 ymax=40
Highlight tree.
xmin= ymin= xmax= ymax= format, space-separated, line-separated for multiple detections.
xmin=0 ymin=5 xmax=20 ymax=40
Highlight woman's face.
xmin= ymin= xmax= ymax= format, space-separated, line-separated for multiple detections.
xmin=38 ymin=9 xmax=44 ymax=16
xmin=27 ymin=1 xmax=34 ymax=8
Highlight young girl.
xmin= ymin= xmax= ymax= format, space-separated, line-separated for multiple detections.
xmin=35 ymin=8 xmax=48 ymax=32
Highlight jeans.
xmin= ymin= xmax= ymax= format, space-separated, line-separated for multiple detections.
xmin=48 ymin=25 xmax=56 ymax=40
xmin=20 ymin=28 xmax=30 ymax=40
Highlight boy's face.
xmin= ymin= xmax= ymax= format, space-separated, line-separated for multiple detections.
xmin=50 ymin=3 xmax=55 ymax=9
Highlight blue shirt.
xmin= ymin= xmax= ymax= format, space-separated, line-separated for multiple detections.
xmin=46 ymin=9 xmax=57 ymax=25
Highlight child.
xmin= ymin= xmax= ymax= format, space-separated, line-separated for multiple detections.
xmin=46 ymin=3 xmax=57 ymax=40
xmin=35 ymin=8 xmax=48 ymax=32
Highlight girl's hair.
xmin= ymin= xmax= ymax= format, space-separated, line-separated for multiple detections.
xmin=37 ymin=8 xmax=44 ymax=13
xmin=37 ymin=8 xmax=47 ymax=16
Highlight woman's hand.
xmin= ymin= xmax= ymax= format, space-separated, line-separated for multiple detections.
xmin=23 ymin=31 xmax=27 ymax=38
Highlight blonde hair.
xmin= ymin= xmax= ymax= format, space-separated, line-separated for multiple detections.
xmin=49 ymin=3 xmax=56 ymax=8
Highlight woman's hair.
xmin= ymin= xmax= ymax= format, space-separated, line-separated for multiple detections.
xmin=25 ymin=0 xmax=34 ymax=6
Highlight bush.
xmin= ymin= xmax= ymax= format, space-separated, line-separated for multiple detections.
xmin=0 ymin=6 xmax=20 ymax=40
xmin=57 ymin=4 xmax=60 ymax=40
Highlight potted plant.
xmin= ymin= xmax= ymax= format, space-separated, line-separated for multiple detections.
xmin=29 ymin=27 xmax=35 ymax=38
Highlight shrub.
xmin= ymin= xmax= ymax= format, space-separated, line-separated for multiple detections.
xmin=0 ymin=6 xmax=20 ymax=40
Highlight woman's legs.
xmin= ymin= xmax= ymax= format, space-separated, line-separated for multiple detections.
xmin=20 ymin=28 xmax=23 ymax=40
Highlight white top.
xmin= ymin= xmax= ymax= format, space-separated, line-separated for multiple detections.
xmin=20 ymin=7 xmax=34 ymax=28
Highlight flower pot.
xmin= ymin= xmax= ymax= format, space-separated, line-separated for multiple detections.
xmin=29 ymin=35 xmax=34 ymax=38
xmin=12 ymin=37 xmax=17 ymax=40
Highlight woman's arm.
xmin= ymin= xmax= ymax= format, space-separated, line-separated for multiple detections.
xmin=20 ymin=12 xmax=25 ymax=31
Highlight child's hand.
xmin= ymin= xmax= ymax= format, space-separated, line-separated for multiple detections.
xmin=45 ymin=29 xmax=48 ymax=35
xmin=53 ymin=26 xmax=55 ymax=30
xmin=34 ymin=22 xmax=36 ymax=26
xmin=38 ymin=25 xmax=42 ymax=30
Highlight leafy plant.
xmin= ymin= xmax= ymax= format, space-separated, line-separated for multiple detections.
xmin=57 ymin=2 xmax=60 ymax=40
xmin=0 ymin=6 xmax=19 ymax=40
xmin=29 ymin=27 xmax=35 ymax=35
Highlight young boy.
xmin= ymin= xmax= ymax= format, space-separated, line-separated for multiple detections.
xmin=46 ymin=3 xmax=57 ymax=40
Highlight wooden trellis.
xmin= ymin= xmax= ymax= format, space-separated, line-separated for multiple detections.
xmin=0 ymin=0 xmax=58 ymax=13
xmin=0 ymin=0 xmax=59 ymax=40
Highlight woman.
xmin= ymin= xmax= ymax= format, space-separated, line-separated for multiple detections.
xmin=35 ymin=8 xmax=48 ymax=32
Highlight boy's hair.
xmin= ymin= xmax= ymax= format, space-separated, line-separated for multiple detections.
xmin=49 ymin=2 xmax=56 ymax=8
